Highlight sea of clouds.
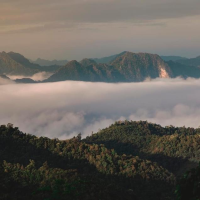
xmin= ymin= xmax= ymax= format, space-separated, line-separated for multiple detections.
xmin=1 ymin=77 xmax=200 ymax=139
xmin=7 ymin=71 xmax=53 ymax=81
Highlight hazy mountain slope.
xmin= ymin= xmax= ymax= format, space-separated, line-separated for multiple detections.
xmin=176 ymin=56 xmax=200 ymax=67
xmin=8 ymin=52 xmax=61 ymax=72
xmin=0 ymin=52 xmax=38 ymax=76
xmin=46 ymin=52 xmax=174 ymax=82
xmin=46 ymin=59 xmax=123 ymax=82
xmin=32 ymin=58 xmax=68 ymax=66
xmin=167 ymin=61 xmax=200 ymax=78
xmin=8 ymin=51 xmax=37 ymax=68
xmin=3 ymin=51 xmax=200 ymax=82
xmin=80 ymin=58 xmax=97 ymax=67
xmin=110 ymin=52 xmax=172 ymax=81
xmin=92 ymin=51 xmax=127 ymax=64
xmin=46 ymin=60 xmax=94 ymax=82
xmin=161 ymin=56 xmax=188 ymax=62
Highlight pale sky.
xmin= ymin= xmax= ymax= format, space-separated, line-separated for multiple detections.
xmin=0 ymin=0 xmax=200 ymax=60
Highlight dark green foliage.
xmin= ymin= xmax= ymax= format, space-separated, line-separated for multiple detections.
xmin=0 ymin=121 xmax=199 ymax=199
xmin=175 ymin=163 xmax=200 ymax=200
xmin=85 ymin=121 xmax=200 ymax=173
xmin=0 ymin=124 xmax=176 ymax=200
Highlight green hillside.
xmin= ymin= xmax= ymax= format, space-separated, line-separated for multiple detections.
xmin=0 ymin=121 xmax=200 ymax=199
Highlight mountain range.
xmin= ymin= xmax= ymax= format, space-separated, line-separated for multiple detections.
xmin=31 ymin=58 xmax=68 ymax=66
xmin=176 ymin=56 xmax=200 ymax=67
xmin=46 ymin=51 xmax=200 ymax=82
xmin=1 ymin=51 xmax=200 ymax=83
xmin=160 ymin=56 xmax=188 ymax=62
xmin=0 ymin=51 xmax=61 ymax=77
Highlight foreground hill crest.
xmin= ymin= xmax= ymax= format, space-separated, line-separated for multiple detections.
xmin=0 ymin=120 xmax=199 ymax=199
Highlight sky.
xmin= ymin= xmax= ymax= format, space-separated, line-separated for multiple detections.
xmin=0 ymin=0 xmax=200 ymax=60
xmin=1 ymin=78 xmax=200 ymax=139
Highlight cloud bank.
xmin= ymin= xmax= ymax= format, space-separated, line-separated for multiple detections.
xmin=7 ymin=72 xmax=53 ymax=81
xmin=0 ymin=77 xmax=15 ymax=85
xmin=1 ymin=78 xmax=200 ymax=139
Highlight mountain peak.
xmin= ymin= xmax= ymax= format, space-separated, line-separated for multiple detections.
xmin=67 ymin=60 xmax=80 ymax=66
xmin=8 ymin=52 xmax=31 ymax=66
xmin=111 ymin=52 xmax=163 ymax=66
xmin=33 ymin=58 xmax=68 ymax=66
xmin=110 ymin=51 xmax=171 ymax=80
xmin=80 ymin=58 xmax=97 ymax=67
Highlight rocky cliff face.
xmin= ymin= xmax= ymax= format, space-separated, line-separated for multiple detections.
xmin=110 ymin=52 xmax=172 ymax=81
xmin=46 ymin=52 xmax=173 ymax=82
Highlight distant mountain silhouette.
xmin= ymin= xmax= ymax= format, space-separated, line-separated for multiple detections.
xmin=161 ymin=56 xmax=188 ymax=62
xmin=46 ymin=52 xmax=174 ymax=82
xmin=166 ymin=61 xmax=200 ymax=78
xmin=2 ymin=51 xmax=200 ymax=82
xmin=0 ymin=52 xmax=38 ymax=76
xmin=46 ymin=60 xmax=121 ymax=82
xmin=15 ymin=78 xmax=37 ymax=84
xmin=176 ymin=55 xmax=200 ymax=67
xmin=0 ymin=52 xmax=61 ymax=76
xmin=91 ymin=51 xmax=127 ymax=64
xmin=31 ymin=58 xmax=68 ymax=66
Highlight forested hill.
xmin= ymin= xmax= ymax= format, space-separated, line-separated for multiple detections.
xmin=0 ymin=121 xmax=199 ymax=199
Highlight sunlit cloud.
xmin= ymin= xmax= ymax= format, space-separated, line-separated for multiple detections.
xmin=7 ymin=72 xmax=53 ymax=81
xmin=1 ymin=78 xmax=200 ymax=139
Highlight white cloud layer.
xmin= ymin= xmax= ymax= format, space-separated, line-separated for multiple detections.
xmin=1 ymin=78 xmax=200 ymax=139
xmin=7 ymin=72 xmax=53 ymax=81
xmin=0 ymin=77 xmax=15 ymax=85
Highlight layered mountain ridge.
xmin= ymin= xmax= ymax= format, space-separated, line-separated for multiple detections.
xmin=1 ymin=50 xmax=200 ymax=83
xmin=46 ymin=51 xmax=197 ymax=82
xmin=0 ymin=52 xmax=38 ymax=76
xmin=0 ymin=52 xmax=60 ymax=77
xmin=31 ymin=58 xmax=68 ymax=66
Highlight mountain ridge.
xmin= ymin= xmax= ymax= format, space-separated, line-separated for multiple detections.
xmin=2 ymin=50 xmax=200 ymax=83
xmin=31 ymin=58 xmax=68 ymax=66
xmin=46 ymin=52 xmax=174 ymax=82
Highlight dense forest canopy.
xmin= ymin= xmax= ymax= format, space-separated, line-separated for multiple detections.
xmin=0 ymin=121 xmax=199 ymax=200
